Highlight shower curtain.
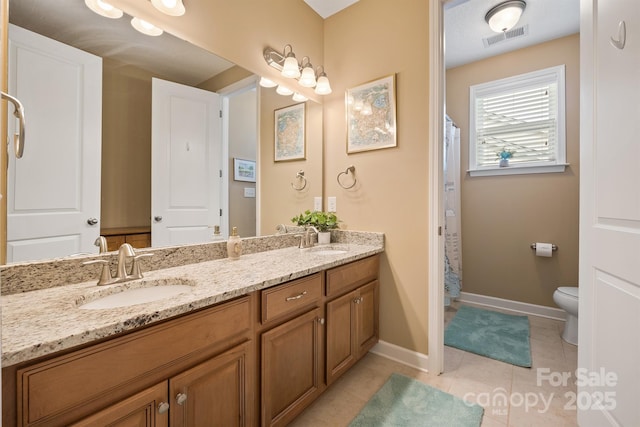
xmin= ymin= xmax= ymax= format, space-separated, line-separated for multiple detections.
xmin=444 ymin=116 xmax=462 ymax=306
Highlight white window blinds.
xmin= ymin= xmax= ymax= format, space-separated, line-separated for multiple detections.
xmin=469 ymin=65 xmax=566 ymax=176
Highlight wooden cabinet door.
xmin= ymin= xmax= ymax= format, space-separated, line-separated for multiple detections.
xmin=326 ymin=280 xmax=379 ymax=386
xmin=325 ymin=289 xmax=357 ymax=386
xmin=169 ymin=341 xmax=250 ymax=427
xmin=261 ymin=308 xmax=323 ymax=427
xmin=71 ymin=382 xmax=168 ymax=427
xmin=355 ymin=280 xmax=379 ymax=358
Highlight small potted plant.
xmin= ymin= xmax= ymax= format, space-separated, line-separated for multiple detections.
xmin=497 ymin=147 xmax=515 ymax=167
xmin=291 ymin=210 xmax=339 ymax=244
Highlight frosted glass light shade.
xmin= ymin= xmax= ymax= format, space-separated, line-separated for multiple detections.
xmin=292 ymin=92 xmax=308 ymax=102
xmin=259 ymin=77 xmax=277 ymax=88
xmin=131 ymin=17 xmax=163 ymax=36
xmin=276 ymin=85 xmax=294 ymax=96
xmin=151 ymin=0 xmax=186 ymax=16
xmin=282 ymin=55 xmax=301 ymax=78
xmin=299 ymin=66 xmax=317 ymax=88
xmin=85 ymin=0 xmax=123 ymax=19
xmin=314 ymin=75 xmax=332 ymax=95
xmin=485 ymin=0 xmax=526 ymax=33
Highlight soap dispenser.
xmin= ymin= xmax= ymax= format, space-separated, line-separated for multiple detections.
xmin=227 ymin=227 xmax=242 ymax=260
xmin=212 ymin=225 xmax=224 ymax=242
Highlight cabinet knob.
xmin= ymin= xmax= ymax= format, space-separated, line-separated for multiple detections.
xmin=353 ymin=297 xmax=363 ymax=304
xmin=158 ymin=401 xmax=170 ymax=414
xmin=318 ymin=317 xmax=325 ymax=325
xmin=176 ymin=392 xmax=188 ymax=405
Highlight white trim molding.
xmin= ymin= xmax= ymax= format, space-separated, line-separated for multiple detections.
xmin=458 ymin=291 xmax=567 ymax=320
xmin=370 ymin=340 xmax=430 ymax=373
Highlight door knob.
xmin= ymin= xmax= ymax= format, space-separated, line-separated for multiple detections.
xmin=87 ymin=217 xmax=98 ymax=226
xmin=154 ymin=216 xmax=163 ymax=222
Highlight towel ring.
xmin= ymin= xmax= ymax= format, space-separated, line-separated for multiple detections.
xmin=291 ymin=170 xmax=307 ymax=191
xmin=337 ymin=165 xmax=357 ymax=189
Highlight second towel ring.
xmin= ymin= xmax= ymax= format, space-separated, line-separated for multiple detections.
xmin=291 ymin=170 xmax=307 ymax=191
xmin=337 ymin=165 xmax=357 ymax=189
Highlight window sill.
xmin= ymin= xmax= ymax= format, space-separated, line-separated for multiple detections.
xmin=468 ymin=163 xmax=569 ymax=177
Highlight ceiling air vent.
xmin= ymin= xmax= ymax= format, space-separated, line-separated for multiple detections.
xmin=483 ymin=24 xmax=529 ymax=47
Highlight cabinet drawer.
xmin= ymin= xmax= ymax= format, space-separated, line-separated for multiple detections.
xmin=18 ymin=296 xmax=251 ymax=426
xmin=261 ymin=273 xmax=322 ymax=324
xmin=325 ymin=255 xmax=379 ymax=298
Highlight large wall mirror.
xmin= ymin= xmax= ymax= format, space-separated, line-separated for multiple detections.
xmin=5 ymin=0 xmax=323 ymax=264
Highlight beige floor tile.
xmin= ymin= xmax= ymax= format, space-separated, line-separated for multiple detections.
xmin=288 ymin=303 xmax=577 ymax=427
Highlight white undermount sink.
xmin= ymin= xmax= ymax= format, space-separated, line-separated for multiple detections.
xmin=304 ymin=246 xmax=349 ymax=256
xmin=78 ymin=279 xmax=194 ymax=310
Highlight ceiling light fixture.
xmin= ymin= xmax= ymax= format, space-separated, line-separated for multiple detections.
xmin=263 ymin=45 xmax=332 ymax=95
xmin=131 ymin=17 xmax=164 ymax=36
xmin=276 ymin=85 xmax=294 ymax=96
xmin=151 ymin=0 xmax=186 ymax=16
xmin=85 ymin=0 xmax=123 ymax=19
xmin=485 ymin=0 xmax=526 ymax=33
xmin=292 ymin=92 xmax=308 ymax=102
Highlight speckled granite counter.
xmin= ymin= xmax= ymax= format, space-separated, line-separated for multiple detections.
xmin=2 ymin=240 xmax=383 ymax=367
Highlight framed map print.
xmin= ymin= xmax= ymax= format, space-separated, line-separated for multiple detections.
xmin=346 ymin=74 xmax=397 ymax=153
xmin=274 ymin=103 xmax=306 ymax=161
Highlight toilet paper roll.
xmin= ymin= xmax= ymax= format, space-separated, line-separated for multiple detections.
xmin=535 ymin=242 xmax=553 ymax=257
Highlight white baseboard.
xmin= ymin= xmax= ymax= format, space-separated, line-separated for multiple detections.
xmin=458 ymin=291 xmax=567 ymax=321
xmin=369 ymin=340 xmax=430 ymax=373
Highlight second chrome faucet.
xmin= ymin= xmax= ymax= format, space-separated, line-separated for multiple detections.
xmin=83 ymin=243 xmax=153 ymax=286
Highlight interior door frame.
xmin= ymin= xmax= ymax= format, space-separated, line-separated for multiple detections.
xmin=217 ymin=75 xmax=259 ymax=238
xmin=427 ymin=0 xmax=447 ymax=375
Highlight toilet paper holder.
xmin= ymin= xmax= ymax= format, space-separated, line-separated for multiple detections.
xmin=530 ymin=243 xmax=557 ymax=251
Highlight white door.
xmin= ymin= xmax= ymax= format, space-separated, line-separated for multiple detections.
xmin=579 ymin=1 xmax=640 ymax=426
xmin=151 ymin=78 xmax=221 ymax=247
xmin=6 ymin=25 xmax=102 ymax=263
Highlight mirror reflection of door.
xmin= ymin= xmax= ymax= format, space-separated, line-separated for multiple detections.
xmin=6 ymin=24 xmax=102 ymax=263
xmin=151 ymin=78 xmax=222 ymax=247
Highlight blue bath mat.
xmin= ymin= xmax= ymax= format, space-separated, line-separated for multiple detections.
xmin=349 ymin=373 xmax=483 ymax=427
xmin=445 ymin=305 xmax=531 ymax=367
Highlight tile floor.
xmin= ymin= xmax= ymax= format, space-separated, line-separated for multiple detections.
xmin=289 ymin=302 xmax=578 ymax=426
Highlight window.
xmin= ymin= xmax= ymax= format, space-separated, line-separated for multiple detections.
xmin=468 ymin=65 xmax=567 ymax=176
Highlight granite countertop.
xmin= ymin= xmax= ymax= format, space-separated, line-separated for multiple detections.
xmin=1 ymin=243 xmax=383 ymax=367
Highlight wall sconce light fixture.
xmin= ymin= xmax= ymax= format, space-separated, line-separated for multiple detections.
xmin=85 ymin=0 xmax=123 ymax=19
xmin=151 ymin=0 xmax=186 ymax=16
xmin=485 ymin=0 xmax=526 ymax=33
xmin=263 ymin=44 xmax=332 ymax=95
xmin=86 ymin=0 xmax=185 ymax=36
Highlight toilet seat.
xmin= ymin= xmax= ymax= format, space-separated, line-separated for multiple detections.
xmin=556 ymin=286 xmax=578 ymax=298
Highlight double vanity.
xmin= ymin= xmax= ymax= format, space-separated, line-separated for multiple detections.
xmin=1 ymin=231 xmax=384 ymax=426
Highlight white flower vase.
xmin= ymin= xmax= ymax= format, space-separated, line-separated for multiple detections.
xmin=318 ymin=231 xmax=331 ymax=245
xmin=499 ymin=158 xmax=509 ymax=167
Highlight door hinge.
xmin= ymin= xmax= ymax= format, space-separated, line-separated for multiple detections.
xmin=438 ymin=226 xmax=442 ymax=236
xmin=219 ymin=169 xmax=222 ymax=178
xmin=219 ymin=110 xmax=222 ymax=118
xmin=220 ymin=209 xmax=223 ymax=216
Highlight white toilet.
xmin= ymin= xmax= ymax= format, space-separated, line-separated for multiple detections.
xmin=553 ymin=286 xmax=579 ymax=345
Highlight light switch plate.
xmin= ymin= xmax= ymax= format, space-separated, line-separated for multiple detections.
xmin=244 ymin=187 xmax=256 ymax=198
xmin=314 ymin=196 xmax=322 ymax=211
xmin=327 ymin=196 xmax=337 ymax=212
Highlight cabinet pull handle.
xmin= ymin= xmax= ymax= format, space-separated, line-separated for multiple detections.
xmin=158 ymin=401 xmax=170 ymax=414
xmin=286 ymin=290 xmax=307 ymax=301
xmin=176 ymin=393 xmax=188 ymax=405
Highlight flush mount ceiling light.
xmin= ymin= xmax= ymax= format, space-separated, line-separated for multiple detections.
xmin=263 ymin=44 xmax=332 ymax=95
xmin=151 ymin=0 xmax=186 ymax=17
xmin=131 ymin=17 xmax=164 ymax=36
xmin=85 ymin=0 xmax=123 ymax=19
xmin=485 ymin=0 xmax=526 ymax=33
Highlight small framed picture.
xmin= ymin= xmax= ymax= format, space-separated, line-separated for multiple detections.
xmin=233 ymin=158 xmax=256 ymax=182
xmin=346 ymin=74 xmax=397 ymax=153
xmin=274 ymin=103 xmax=306 ymax=162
